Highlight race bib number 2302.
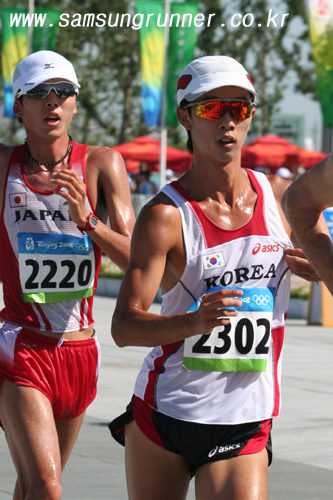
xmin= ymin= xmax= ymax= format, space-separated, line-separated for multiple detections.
xmin=183 ymin=287 xmax=275 ymax=373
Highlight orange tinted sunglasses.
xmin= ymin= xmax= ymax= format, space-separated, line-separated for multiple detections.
xmin=185 ymin=99 xmax=256 ymax=121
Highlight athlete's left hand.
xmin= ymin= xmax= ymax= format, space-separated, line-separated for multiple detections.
xmin=285 ymin=247 xmax=320 ymax=282
xmin=51 ymin=168 xmax=90 ymax=226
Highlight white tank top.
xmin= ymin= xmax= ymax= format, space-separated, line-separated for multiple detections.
xmin=0 ymin=142 xmax=101 ymax=333
xmin=134 ymin=170 xmax=292 ymax=425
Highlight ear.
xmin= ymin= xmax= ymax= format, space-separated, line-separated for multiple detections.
xmin=177 ymin=107 xmax=192 ymax=130
xmin=13 ymin=98 xmax=23 ymax=118
xmin=252 ymin=108 xmax=256 ymax=118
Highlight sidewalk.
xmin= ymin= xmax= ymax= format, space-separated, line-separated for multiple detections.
xmin=2 ymin=294 xmax=333 ymax=499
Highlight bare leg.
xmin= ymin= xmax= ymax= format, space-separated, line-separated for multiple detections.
xmin=13 ymin=481 xmax=21 ymax=500
xmin=195 ymin=449 xmax=269 ymax=500
xmin=56 ymin=412 xmax=85 ymax=470
xmin=0 ymin=381 xmax=85 ymax=500
xmin=125 ymin=420 xmax=191 ymax=500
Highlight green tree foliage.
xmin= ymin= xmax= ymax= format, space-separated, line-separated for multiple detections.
xmin=198 ymin=0 xmax=316 ymax=135
xmin=0 ymin=0 xmax=316 ymax=144
xmin=0 ymin=0 xmax=149 ymax=145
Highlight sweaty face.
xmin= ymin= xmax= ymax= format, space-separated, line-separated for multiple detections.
xmin=180 ymin=86 xmax=254 ymax=166
xmin=14 ymin=78 xmax=77 ymax=141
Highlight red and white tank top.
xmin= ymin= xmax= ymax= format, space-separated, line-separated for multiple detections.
xmin=134 ymin=170 xmax=292 ymax=425
xmin=0 ymin=141 xmax=101 ymax=333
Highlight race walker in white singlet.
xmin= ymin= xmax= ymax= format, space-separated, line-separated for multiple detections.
xmin=134 ymin=169 xmax=292 ymax=425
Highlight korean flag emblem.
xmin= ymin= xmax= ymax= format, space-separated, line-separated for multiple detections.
xmin=202 ymin=252 xmax=225 ymax=271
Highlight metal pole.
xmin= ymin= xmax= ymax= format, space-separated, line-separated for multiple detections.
xmin=28 ymin=0 xmax=35 ymax=55
xmin=159 ymin=0 xmax=171 ymax=190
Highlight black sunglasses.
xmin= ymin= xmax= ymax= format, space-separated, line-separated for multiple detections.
xmin=16 ymin=81 xmax=78 ymax=99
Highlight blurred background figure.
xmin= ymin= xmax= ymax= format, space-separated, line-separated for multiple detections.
xmin=295 ymin=166 xmax=306 ymax=179
xmin=166 ymin=168 xmax=178 ymax=183
xmin=276 ymin=167 xmax=294 ymax=180
xmin=254 ymin=165 xmax=271 ymax=175
xmin=137 ymin=168 xmax=158 ymax=195
xmin=128 ymin=173 xmax=137 ymax=193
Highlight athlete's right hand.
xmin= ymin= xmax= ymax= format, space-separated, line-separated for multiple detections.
xmin=190 ymin=288 xmax=243 ymax=335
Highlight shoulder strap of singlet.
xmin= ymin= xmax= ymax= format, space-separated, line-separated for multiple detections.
xmin=69 ymin=141 xmax=87 ymax=170
xmin=7 ymin=144 xmax=25 ymax=168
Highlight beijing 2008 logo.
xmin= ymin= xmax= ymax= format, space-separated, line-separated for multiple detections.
xmin=25 ymin=237 xmax=34 ymax=251
xmin=253 ymin=295 xmax=270 ymax=306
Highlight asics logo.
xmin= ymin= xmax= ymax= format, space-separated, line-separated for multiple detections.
xmin=252 ymin=243 xmax=280 ymax=254
xmin=253 ymin=295 xmax=271 ymax=306
xmin=252 ymin=243 xmax=261 ymax=255
xmin=208 ymin=443 xmax=241 ymax=458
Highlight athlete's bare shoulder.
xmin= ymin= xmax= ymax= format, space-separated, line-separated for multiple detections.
xmin=85 ymin=145 xmax=125 ymax=176
xmin=133 ymin=193 xmax=182 ymax=255
xmin=134 ymin=191 xmax=181 ymax=250
xmin=141 ymin=190 xmax=179 ymax=217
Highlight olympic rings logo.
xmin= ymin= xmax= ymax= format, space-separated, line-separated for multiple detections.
xmin=75 ymin=242 xmax=89 ymax=251
xmin=252 ymin=295 xmax=271 ymax=306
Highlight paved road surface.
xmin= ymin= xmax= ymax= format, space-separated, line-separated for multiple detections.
xmin=2 ymin=293 xmax=333 ymax=499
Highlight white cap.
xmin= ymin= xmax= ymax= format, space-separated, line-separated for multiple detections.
xmin=177 ymin=56 xmax=258 ymax=106
xmin=276 ymin=167 xmax=293 ymax=180
xmin=13 ymin=50 xmax=80 ymax=98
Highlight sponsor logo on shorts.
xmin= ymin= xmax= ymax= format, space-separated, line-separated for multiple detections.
xmin=252 ymin=243 xmax=280 ymax=255
xmin=208 ymin=442 xmax=241 ymax=458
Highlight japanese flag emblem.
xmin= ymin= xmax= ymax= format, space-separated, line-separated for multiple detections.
xmin=202 ymin=252 xmax=225 ymax=271
xmin=9 ymin=193 xmax=27 ymax=208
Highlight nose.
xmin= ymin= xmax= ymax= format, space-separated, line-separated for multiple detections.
xmin=45 ymin=89 xmax=60 ymax=107
xmin=218 ymin=108 xmax=236 ymax=128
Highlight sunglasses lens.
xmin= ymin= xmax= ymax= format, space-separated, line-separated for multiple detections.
xmin=27 ymin=83 xmax=76 ymax=99
xmin=196 ymin=101 xmax=253 ymax=121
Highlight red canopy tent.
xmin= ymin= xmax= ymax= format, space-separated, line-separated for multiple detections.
xmin=112 ymin=135 xmax=192 ymax=173
xmin=241 ymin=135 xmax=327 ymax=173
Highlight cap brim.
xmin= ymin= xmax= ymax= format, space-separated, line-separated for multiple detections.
xmin=185 ymin=77 xmax=258 ymax=101
xmin=19 ymin=72 xmax=80 ymax=93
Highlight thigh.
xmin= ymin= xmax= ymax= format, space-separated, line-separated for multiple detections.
xmin=0 ymin=380 xmax=62 ymax=495
xmin=125 ymin=420 xmax=191 ymax=500
xmin=195 ymin=448 xmax=269 ymax=500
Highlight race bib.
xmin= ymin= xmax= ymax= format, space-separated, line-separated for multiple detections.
xmin=183 ymin=287 xmax=275 ymax=373
xmin=18 ymin=232 xmax=95 ymax=304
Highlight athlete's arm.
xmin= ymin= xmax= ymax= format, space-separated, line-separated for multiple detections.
xmin=282 ymin=154 xmax=333 ymax=293
xmin=268 ymin=174 xmax=320 ymax=282
xmin=51 ymin=147 xmax=135 ymax=271
xmin=111 ymin=198 xmax=243 ymax=348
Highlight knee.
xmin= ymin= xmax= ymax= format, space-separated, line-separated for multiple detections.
xmin=26 ymin=480 xmax=62 ymax=500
